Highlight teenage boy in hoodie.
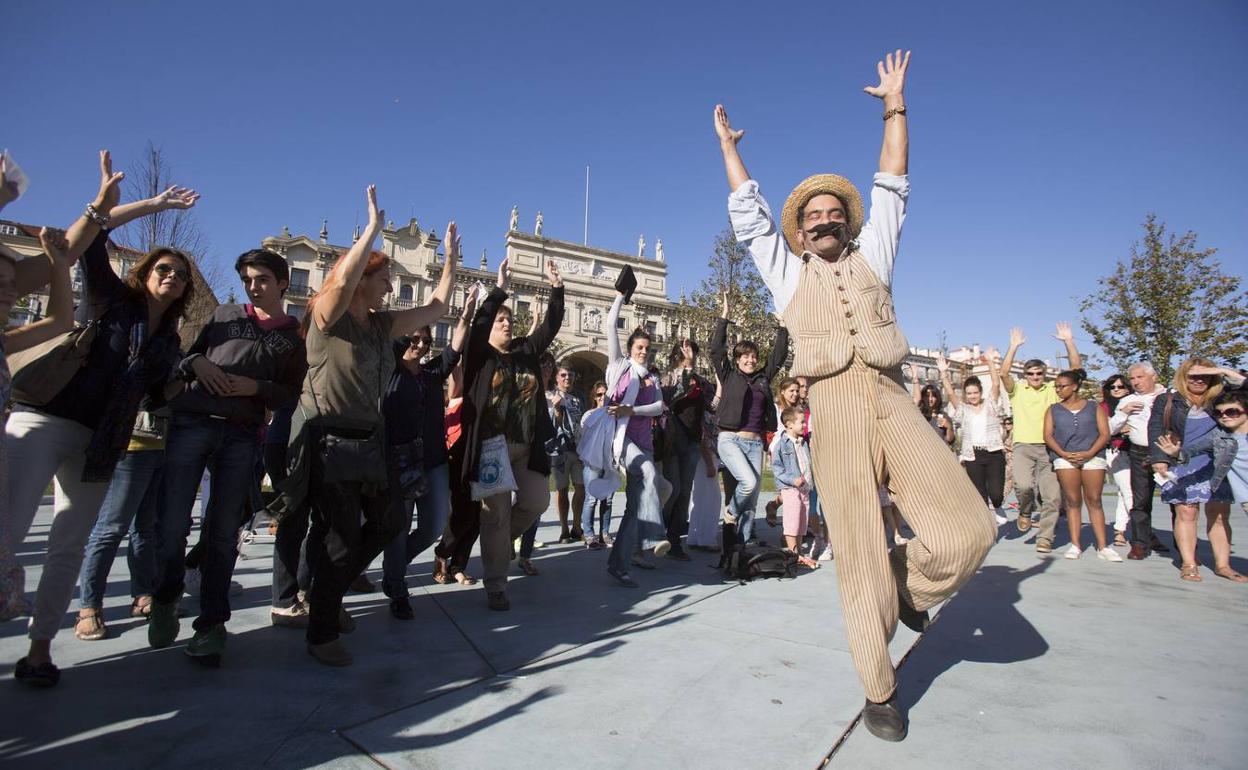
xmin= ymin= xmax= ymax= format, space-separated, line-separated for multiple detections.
xmin=148 ymin=249 xmax=307 ymax=664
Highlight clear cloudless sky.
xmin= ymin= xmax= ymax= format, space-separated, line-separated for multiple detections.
xmin=4 ymin=0 xmax=1245 ymax=369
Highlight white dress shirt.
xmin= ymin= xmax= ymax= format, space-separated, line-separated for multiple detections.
xmin=1109 ymin=386 xmax=1166 ymax=447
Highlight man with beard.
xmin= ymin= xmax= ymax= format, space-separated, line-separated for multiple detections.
xmin=713 ymin=51 xmax=996 ymax=741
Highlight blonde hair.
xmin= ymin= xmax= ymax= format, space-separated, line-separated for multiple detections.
xmin=1173 ymin=357 xmax=1224 ymax=407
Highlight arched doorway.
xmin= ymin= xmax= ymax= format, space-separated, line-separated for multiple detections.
xmin=559 ymin=347 xmax=608 ymax=398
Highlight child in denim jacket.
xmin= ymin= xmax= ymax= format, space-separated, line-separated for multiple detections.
xmin=771 ymin=406 xmax=820 ymax=569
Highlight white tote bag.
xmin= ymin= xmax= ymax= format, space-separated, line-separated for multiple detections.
xmin=471 ymin=435 xmax=519 ymax=501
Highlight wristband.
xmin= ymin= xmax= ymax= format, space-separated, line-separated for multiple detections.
xmin=84 ymin=203 xmax=111 ymax=227
xmin=883 ymin=106 xmax=907 ymax=122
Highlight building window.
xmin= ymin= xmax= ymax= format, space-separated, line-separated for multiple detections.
xmin=617 ymin=316 xmax=626 ymax=330
xmin=435 ymin=322 xmax=449 ymax=346
xmin=285 ymin=303 xmax=305 ymax=320
xmin=517 ymin=300 xmax=531 ymax=316
xmin=290 ymin=268 xmax=310 ymax=296
xmin=0 ymin=224 xmax=19 ymax=236
xmin=399 ymin=283 xmax=413 ymax=301
xmin=645 ymin=321 xmax=657 ymax=338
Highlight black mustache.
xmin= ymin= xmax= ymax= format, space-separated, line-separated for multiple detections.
xmin=809 ymin=222 xmax=845 ymax=240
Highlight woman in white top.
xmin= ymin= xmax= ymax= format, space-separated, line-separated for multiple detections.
xmin=938 ymin=351 xmax=1009 ymax=525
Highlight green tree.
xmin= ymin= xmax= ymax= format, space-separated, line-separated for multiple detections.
xmin=1078 ymin=214 xmax=1247 ymax=383
xmin=674 ymin=227 xmax=784 ymax=381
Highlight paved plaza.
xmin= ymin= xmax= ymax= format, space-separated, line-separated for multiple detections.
xmin=1 ymin=493 xmax=1246 ymax=769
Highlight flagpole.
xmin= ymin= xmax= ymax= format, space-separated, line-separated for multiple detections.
xmin=583 ymin=165 xmax=590 ymax=245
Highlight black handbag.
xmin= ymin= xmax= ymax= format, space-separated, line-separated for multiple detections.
xmin=318 ymin=430 xmax=387 ymax=485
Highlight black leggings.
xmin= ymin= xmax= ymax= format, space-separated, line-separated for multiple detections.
xmin=962 ymin=448 xmax=1006 ymax=508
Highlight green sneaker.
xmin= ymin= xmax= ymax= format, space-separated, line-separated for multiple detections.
xmin=148 ymin=601 xmax=180 ymax=649
xmin=186 ymin=623 xmax=226 ymax=667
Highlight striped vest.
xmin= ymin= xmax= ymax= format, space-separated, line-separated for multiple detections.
xmin=781 ymin=250 xmax=910 ymax=377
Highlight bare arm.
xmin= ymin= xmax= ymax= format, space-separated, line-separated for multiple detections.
xmin=936 ymin=353 xmax=959 ymax=408
xmin=1054 ymin=322 xmax=1081 ymax=370
xmin=714 ymin=105 xmax=750 ymax=190
xmin=1000 ymin=327 xmax=1024 ymax=393
xmin=1043 ymin=408 xmax=1063 ymax=458
xmin=392 ymin=220 xmax=458 ymax=336
xmin=1087 ymin=403 xmax=1111 ymax=457
xmin=984 ymin=348 xmax=1003 ymax=403
xmin=911 ymin=367 xmax=922 ymax=406
xmin=313 ymin=185 xmax=381 ymax=332
xmin=864 ymin=50 xmax=910 ymax=176
xmin=447 ymin=284 xmax=479 ymax=354
xmin=3 ymin=229 xmax=76 ymax=353
xmin=109 ymin=185 xmax=200 ymax=229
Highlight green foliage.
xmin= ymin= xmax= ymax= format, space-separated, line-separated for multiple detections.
xmin=673 ymin=227 xmax=785 ymax=382
xmin=1078 ymin=214 xmax=1247 ymax=384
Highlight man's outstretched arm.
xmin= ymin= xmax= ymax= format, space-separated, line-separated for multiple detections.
xmin=715 ymin=104 xmax=751 ymax=190
xmin=864 ymin=49 xmax=910 ymax=176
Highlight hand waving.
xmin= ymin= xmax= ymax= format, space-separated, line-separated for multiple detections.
xmin=864 ymin=50 xmax=911 ymax=99
xmin=1053 ymin=322 xmax=1074 ymax=342
xmin=935 ymin=352 xmax=949 ymax=374
xmin=155 ymin=185 xmax=200 ymax=211
xmin=365 ymin=185 xmax=382 ymax=229
xmin=721 ymin=289 xmax=730 ymax=320
xmin=93 ymin=150 xmax=126 ymax=213
xmin=496 ymin=256 xmax=511 ymax=289
xmin=1009 ymin=326 xmax=1026 ymax=348
xmin=444 ymin=221 xmax=461 ymax=266
xmin=461 ymin=283 xmax=480 ymax=320
xmin=713 ymin=105 xmax=745 ymax=145
xmin=544 ymin=258 xmax=562 ymax=288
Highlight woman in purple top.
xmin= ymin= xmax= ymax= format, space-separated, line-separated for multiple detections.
xmin=603 ymin=289 xmax=672 ymax=587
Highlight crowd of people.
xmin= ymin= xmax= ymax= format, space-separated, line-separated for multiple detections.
xmin=1 ymin=49 xmax=1246 ymax=747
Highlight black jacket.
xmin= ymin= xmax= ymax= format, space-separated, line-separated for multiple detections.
xmin=458 ymin=285 xmax=565 ymax=485
xmin=710 ymin=318 xmax=789 ymax=433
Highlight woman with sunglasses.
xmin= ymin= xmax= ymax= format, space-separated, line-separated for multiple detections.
xmin=7 ymin=152 xmax=196 ymax=687
xmin=1043 ymin=368 xmax=1117 ymax=561
xmin=1101 ymin=374 xmax=1133 ymax=546
xmin=378 ymin=285 xmax=479 ymax=620
xmin=1150 ymin=358 xmax=1245 ymax=582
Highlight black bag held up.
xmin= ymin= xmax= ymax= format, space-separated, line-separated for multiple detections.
xmin=614 ymin=265 xmax=638 ymax=305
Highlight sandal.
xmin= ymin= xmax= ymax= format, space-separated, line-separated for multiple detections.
xmin=453 ymin=570 xmax=478 ymax=586
xmin=797 ymin=555 xmax=821 ymax=570
xmin=432 ymin=557 xmax=453 ymax=585
xmin=1180 ymin=564 xmax=1203 ymax=582
xmin=131 ymin=595 xmax=153 ymax=618
xmin=1213 ymin=567 xmax=1248 ymax=584
xmin=517 ymin=559 xmax=540 ymax=576
xmin=74 ymin=609 xmax=107 ymax=641
xmin=1113 ymin=531 xmax=1128 ymax=547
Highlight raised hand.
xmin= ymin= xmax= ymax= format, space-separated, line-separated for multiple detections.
xmin=365 ymin=184 xmax=382 ymax=229
xmin=1053 ymin=321 xmax=1074 ymax=342
xmin=93 ymin=150 xmax=125 ymax=213
xmin=935 ymin=352 xmax=949 ymax=374
xmin=38 ymin=227 xmax=75 ymax=269
xmin=544 ymin=258 xmax=562 ymax=288
xmin=986 ymin=346 xmax=1001 ymax=362
xmin=155 ymin=185 xmax=200 ymax=211
xmin=713 ymin=105 xmax=745 ymax=145
xmin=444 ymin=221 xmax=461 ymax=265
xmin=1155 ymin=434 xmax=1182 ymax=458
xmin=721 ymin=289 xmax=730 ymax=319
xmin=496 ymin=256 xmax=511 ymax=289
xmin=863 ymin=49 xmax=911 ymax=99
xmin=1009 ymin=327 xmax=1026 ymax=348
xmin=461 ymin=283 xmax=480 ymax=319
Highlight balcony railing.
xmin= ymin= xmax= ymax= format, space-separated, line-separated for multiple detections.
xmin=286 ymin=284 xmax=312 ymax=299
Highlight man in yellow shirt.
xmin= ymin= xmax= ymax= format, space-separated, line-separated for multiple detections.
xmin=1000 ymin=324 xmax=1081 ymax=552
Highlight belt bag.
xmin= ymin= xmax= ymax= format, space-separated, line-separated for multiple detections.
xmin=8 ymin=320 xmax=100 ymax=406
xmin=471 ymin=434 xmax=518 ymax=501
xmin=319 ymin=431 xmax=387 ymax=485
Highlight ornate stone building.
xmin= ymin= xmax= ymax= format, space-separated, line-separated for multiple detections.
xmin=260 ymin=212 xmax=681 ymax=388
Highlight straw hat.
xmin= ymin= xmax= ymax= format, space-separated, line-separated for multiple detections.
xmin=780 ymin=174 xmax=864 ymax=254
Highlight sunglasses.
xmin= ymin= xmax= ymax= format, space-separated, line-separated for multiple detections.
xmin=1215 ymin=407 xmax=1245 ymax=419
xmin=409 ymin=337 xmax=432 ymax=347
xmin=1025 ymin=371 xmax=1046 ymax=377
xmin=153 ymin=263 xmax=191 ymax=282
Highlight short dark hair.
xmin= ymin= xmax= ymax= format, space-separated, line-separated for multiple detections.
xmin=1023 ymin=359 xmax=1047 ymax=373
xmin=733 ymin=340 xmax=759 ymax=361
xmin=780 ymin=405 xmax=804 ymax=427
xmin=235 ymin=249 xmax=289 ymax=285
xmin=1057 ymin=368 xmax=1088 ymax=386
xmin=963 ymin=375 xmax=982 ymax=391
xmin=1213 ymin=389 xmax=1248 ymax=412
xmin=626 ymin=328 xmax=651 ymax=355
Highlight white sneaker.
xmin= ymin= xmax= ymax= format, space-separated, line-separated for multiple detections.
xmin=817 ymin=545 xmax=834 ymax=562
xmin=1064 ymin=545 xmax=1083 ymax=560
xmin=993 ymin=508 xmax=1008 ymax=525
xmin=1097 ymin=546 xmax=1123 ymax=563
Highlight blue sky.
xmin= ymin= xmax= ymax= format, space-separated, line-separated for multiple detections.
xmin=4 ymin=0 xmax=1245 ymax=368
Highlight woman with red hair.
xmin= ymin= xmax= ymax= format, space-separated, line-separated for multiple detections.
xmin=275 ymin=185 xmax=457 ymax=666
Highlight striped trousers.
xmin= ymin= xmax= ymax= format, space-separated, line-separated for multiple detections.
xmin=809 ymin=360 xmax=996 ymax=702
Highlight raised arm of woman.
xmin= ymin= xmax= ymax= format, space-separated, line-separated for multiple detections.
xmin=3 ymin=229 xmax=76 ymax=353
xmin=937 ymin=353 xmax=959 ymax=409
xmin=313 ymin=185 xmax=381 ymax=332
xmin=392 ymin=220 xmax=458 ymax=336
xmin=606 ymin=291 xmax=625 ymax=364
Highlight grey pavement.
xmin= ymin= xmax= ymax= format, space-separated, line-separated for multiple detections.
xmin=1 ymin=493 xmax=1245 ymax=769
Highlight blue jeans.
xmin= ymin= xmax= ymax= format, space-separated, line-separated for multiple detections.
xmin=581 ymin=464 xmax=615 ymax=535
xmin=607 ymin=441 xmax=672 ymax=574
xmin=717 ymin=432 xmax=764 ymax=542
xmin=382 ymin=462 xmax=450 ymax=599
xmin=152 ymin=414 xmax=259 ymax=631
xmin=78 ymin=449 xmax=164 ymax=609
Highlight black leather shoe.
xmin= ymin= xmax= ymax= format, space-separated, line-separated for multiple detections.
xmin=898 ymin=597 xmax=930 ymax=634
xmin=389 ymin=596 xmax=414 ymax=621
xmin=862 ymin=698 xmax=907 ymax=742
xmin=487 ymin=591 xmax=511 ymax=611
